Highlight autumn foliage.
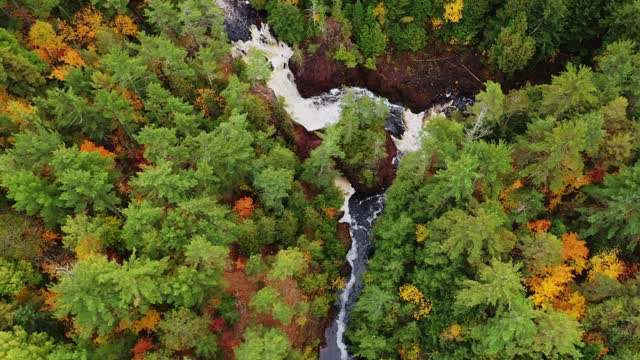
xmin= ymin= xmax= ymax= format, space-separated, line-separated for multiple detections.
xmin=132 ymin=337 xmax=157 ymax=359
xmin=399 ymin=284 xmax=432 ymax=320
xmin=561 ymin=233 xmax=589 ymax=272
xmin=233 ymin=197 xmax=255 ymax=219
xmin=527 ymin=219 xmax=552 ymax=233
xmin=80 ymin=140 xmax=116 ymax=159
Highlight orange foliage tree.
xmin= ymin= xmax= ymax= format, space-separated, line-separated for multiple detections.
xmin=131 ymin=309 xmax=162 ymax=334
xmin=527 ymin=219 xmax=552 ymax=233
xmin=132 ymin=337 xmax=157 ymax=359
xmin=525 ymin=232 xmax=591 ymax=319
xmin=233 ymin=197 xmax=255 ymax=219
xmin=80 ymin=139 xmax=116 ymax=159
xmin=561 ymin=233 xmax=589 ymax=272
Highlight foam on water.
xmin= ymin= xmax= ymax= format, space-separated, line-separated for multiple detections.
xmin=229 ymin=19 xmax=446 ymax=360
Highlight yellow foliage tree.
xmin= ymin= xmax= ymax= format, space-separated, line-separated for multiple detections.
xmin=499 ymin=178 xmax=523 ymax=212
xmin=48 ymin=66 xmax=69 ymax=81
xmin=2 ymin=96 xmax=35 ymax=127
xmin=526 ymin=264 xmax=574 ymax=309
xmin=73 ymin=6 xmax=106 ymax=48
xmin=74 ymin=236 xmax=102 ymax=261
xmin=441 ymin=323 xmax=463 ymax=342
xmin=372 ymin=3 xmax=386 ymax=25
xmin=28 ymin=20 xmax=65 ymax=51
xmin=60 ymin=49 xmax=86 ymax=68
xmin=527 ymin=219 xmax=552 ymax=233
xmin=399 ymin=343 xmax=421 ymax=360
xmin=589 ymin=250 xmax=624 ymax=282
xmin=416 ymin=224 xmax=428 ymax=243
xmin=552 ymin=288 xmax=587 ymax=320
xmin=113 ymin=15 xmax=138 ymax=36
xmin=443 ymin=0 xmax=464 ymax=23
xmin=431 ymin=18 xmax=443 ymax=30
xmin=399 ymin=284 xmax=432 ymax=319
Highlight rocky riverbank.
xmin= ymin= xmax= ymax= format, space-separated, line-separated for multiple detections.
xmin=290 ymin=19 xmax=493 ymax=113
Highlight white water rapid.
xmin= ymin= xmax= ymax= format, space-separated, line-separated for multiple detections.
xmin=334 ymin=177 xmax=356 ymax=224
xmin=228 ymin=18 xmax=458 ymax=360
xmin=232 ymin=24 xmax=428 ymax=153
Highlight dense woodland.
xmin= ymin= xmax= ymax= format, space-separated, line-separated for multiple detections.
xmin=0 ymin=0 xmax=639 ymax=359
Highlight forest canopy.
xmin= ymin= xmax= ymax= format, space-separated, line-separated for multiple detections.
xmin=0 ymin=0 xmax=639 ymax=360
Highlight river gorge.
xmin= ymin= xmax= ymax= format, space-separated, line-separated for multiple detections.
xmin=217 ymin=1 xmax=469 ymax=358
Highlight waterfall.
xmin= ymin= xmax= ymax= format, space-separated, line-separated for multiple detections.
xmin=232 ymin=24 xmax=429 ymax=152
xmin=329 ymin=193 xmax=386 ymax=360
xmin=229 ymin=19 xmax=439 ymax=360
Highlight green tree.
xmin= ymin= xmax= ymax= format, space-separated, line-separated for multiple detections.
xmin=51 ymin=255 xmax=168 ymax=339
xmin=532 ymin=310 xmax=583 ymax=359
xmin=352 ymin=285 xmax=397 ymax=322
xmin=166 ymin=236 xmax=228 ymax=307
xmin=539 ymin=64 xmax=598 ymax=118
xmin=267 ymin=0 xmax=306 ymax=44
xmin=456 ymin=259 xmax=525 ymax=311
xmin=301 ymin=126 xmax=345 ymax=189
xmin=190 ymin=112 xmax=256 ymax=195
xmin=36 ymin=88 xmax=114 ymax=139
xmin=470 ymin=299 xmax=538 ymax=358
xmin=130 ymin=161 xmax=197 ymax=205
xmin=604 ymin=0 xmax=640 ymax=44
xmin=357 ymin=22 xmax=387 ymax=58
xmin=235 ymin=325 xmax=292 ymax=360
xmin=489 ymin=16 xmax=535 ymax=76
xmin=515 ymin=116 xmax=602 ymax=192
xmin=93 ymin=88 xmax=139 ymax=136
xmin=2 ymin=170 xmax=64 ymax=227
xmin=268 ymin=248 xmax=307 ymax=280
xmin=144 ymin=0 xmax=182 ymax=39
xmin=250 ymin=287 xmax=295 ymax=324
xmin=21 ymin=0 xmax=60 ymax=17
xmin=595 ymin=41 xmax=640 ymax=117
xmin=244 ymin=48 xmax=272 ymax=84
xmin=584 ymin=275 xmax=640 ymax=356
xmin=158 ymin=307 xmax=217 ymax=357
xmin=101 ymin=47 xmax=155 ymax=96
xmin=253 ymin=167 xmax=294 ymax=213
xmin=336 ymin=90 xmax=388 ymax=187
xmin=463 ymin=141 xmax=512 ymax=199
xmin=91 ymin=0 xmax=129 ymax=15
xmin=0 ymin=326 xmax=65 ymax=360
xmin=0 ymin=258 xmax=41 ymax=297
xmin=61 ymin=213 xmax=120 ymax=252
xmin=581 ymin=163 xmax=640 ymax=253
xmin=177 ymin=0 xmax=228 ymax=49
xmin=427 ymin=152 xmax=481 ymax=208
xmin=471 ymin=81 xmax=505 ymax=125
xmin=2 ymin=128 xmax=62 ymax=173
xmin=50 ymin=146 xmax=120 ymax=213
xmin=136 ymin=33 xmax=195 ymax=86
xmin=389 ymin=22 xmax=427 ymax=51
xmin=0 ymin=29 xmax=47 ymax=97
xmin=424 ymin=202 xmax=517 ymax=269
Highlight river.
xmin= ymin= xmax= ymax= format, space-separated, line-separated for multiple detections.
xmin=217 ymin=1 xmax=442 ymax=358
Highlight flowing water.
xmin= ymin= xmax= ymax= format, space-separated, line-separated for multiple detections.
xmin=320 ymin=193 xmax=385 ymax=360
xmin=218 ymin=4 xmax=458 ymax=358
xmin=231 ymin=25 xmax=431 ymax=359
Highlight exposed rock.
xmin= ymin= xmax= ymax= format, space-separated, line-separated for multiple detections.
xmin=290 ymin=22 xmax=493 ymax=112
